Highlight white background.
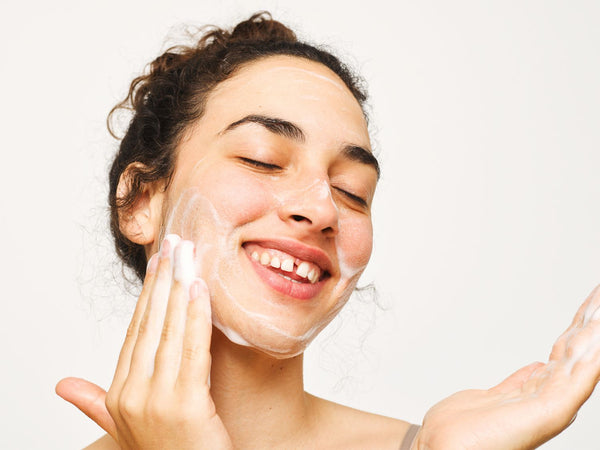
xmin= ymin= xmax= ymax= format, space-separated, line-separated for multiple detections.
xmin=1 ymin=1 xmax=599 ymax=448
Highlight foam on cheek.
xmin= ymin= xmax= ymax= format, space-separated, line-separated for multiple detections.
xmin=163 ymin=188 xmax=291 ymax=351
xmin=162 ymin=181 xmax=364 ymax=358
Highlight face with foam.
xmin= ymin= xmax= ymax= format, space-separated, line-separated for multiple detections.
xmin=159 ymin=56 xmax=378 ymax=358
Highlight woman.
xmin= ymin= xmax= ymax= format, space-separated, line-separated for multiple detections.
xmin=56 ymin=13 xmax=600 ymax=449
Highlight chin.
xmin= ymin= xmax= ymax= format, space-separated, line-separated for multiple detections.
xmin=204 ymin=233 xmax=363 ymax=359
xmin=211 ymin=302 xmax=339 ymax=359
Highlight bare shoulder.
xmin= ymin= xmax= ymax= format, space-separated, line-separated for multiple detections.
xmin=83 ymin=434 xmax=119 ymax=450
xmin=307 ymin=393 xmax=416 ymax=449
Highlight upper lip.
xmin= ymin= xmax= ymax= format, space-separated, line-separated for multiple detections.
xmin=243 ymin=238 xmax=334 ymax=275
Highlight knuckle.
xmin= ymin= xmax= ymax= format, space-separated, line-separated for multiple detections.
xmin=137 ymin=319 xmax=150 ymax=337
xmin=125 ymin=321 xmax=139 ymax=339
xmin=160 ymin=321 xmax=177 ymax=342
xmin=182 ymin=344 xmax=205 ymax=362
xmin=119 ymin=390 xmax=143 ymax=419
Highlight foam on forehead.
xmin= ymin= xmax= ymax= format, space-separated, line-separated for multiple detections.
xmin=262 ymin=65 xmax=350 ymax=95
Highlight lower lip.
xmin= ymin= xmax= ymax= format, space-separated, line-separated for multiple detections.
xmin=246 ymin=253 xmax=325 ymax=300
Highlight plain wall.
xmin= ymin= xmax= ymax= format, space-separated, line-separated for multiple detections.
xmin=1 ymin=1 xmax=599 ymax=448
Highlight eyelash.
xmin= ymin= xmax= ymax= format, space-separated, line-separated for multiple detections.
xmin=333 ymin=187 xmax=368 ymax=208
xmin=239 ymin=157 xmax=368 ymax=208
xmin=239 ymin=157 xmax=282 ymax=171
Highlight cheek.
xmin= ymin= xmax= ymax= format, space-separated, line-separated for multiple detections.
xmin=163 ymin=166 xmax=275 ymax=252
xmin=336 ymin=214 xmax=373 ymax=273
xmin=200 ymin=169 xmax=275 ymax=224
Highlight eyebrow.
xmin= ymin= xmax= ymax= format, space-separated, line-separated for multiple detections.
xmin=220 ymin=114 xmax=305 ymax=142
xmin=342 ymin=144 xmax=380 ymax=179
xmin=220 ymin=114 xmax=380 ymax=178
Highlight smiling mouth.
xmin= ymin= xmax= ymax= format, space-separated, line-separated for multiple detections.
xmin=242 ymin=242 xmax=331 ymax=299
xmin=244 ymin=243 xmax=330 ymax=283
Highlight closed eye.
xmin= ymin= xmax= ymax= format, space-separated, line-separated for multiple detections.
xmin=238 ymin=157 xmax=282 ymax=171
xmin=333 ymin=186 xmax=368 ymax=208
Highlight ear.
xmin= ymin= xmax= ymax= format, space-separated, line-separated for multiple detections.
xmin=116 ymin=163 xmax=165 ymax=247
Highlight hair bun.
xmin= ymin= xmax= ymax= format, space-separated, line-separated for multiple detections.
xmin=228 ymin=12 xmax=297 ymax=44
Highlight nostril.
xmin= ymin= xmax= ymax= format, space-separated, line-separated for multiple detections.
xmin=291 ymin=214 xmax=308 ymax=222
xmin=321 ymin=226 xmax=335 ymax=235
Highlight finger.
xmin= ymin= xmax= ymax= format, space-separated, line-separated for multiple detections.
xmin=538 ymin=314 xmax=600 ymax=415
xmin=177 ymin=278 xmax=213 ymax=390
xmin=550 ymin=310 xmax=600 ymax=363
xmin=490 ymin=361 xmax=546 ymax=395
xmin=110 ymin=252 xmax=160 ymax=390
xmin=584 ymin=287 xmax=600 ymax=325
xmin=562 ymin=316 xmax=600 ymax=385
xmin=569 ymin=285 xmax=600 ymax=329
xmin=549 ymin=285 xmax=600 ymax=362
xmin=128 ymin=234 xmax=181 ymax=382
xmin=56 ymin=377 xmax=117 ymax=438
xmin=153 ymin=240 xmax=196 ymax=385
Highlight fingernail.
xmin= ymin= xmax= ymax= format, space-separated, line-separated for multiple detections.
xmin=146 ymin=253 xmax=159 ymax=275
xmin=160 ymin=234 xmax=181 ymax=259
xmin=174 ymin=240 xmax=195 ymax=285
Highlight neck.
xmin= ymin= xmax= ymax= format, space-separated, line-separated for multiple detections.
xmin=209 ymin=327 xmax=314 ymax=447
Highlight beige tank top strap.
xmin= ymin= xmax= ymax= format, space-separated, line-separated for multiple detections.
xmin=399 ymin=424 xmax=420 ymax=450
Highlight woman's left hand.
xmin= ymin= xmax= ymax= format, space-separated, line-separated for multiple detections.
xmin=413 ymin=285 xmax=600 ymax=450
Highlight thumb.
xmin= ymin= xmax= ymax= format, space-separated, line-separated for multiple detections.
xmin=56 ymin=377 xmax=117 ymax=437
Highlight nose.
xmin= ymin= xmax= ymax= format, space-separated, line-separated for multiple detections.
xmin=277 ymin=179 xmax=339 ymax=236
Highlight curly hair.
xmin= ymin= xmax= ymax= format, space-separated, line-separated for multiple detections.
xmin=108 ymin=11 xmax=368 ymax=281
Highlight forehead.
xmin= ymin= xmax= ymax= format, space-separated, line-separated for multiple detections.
xmin=200 ymin=56 xmax=370 ymax=148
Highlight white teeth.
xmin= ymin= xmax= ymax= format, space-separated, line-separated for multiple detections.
xmin=296 ymin=261 xmax=310 ymax=278
xmin=260 ymin=252 xmax=271 ymax=265
xmin=250 ymin=248 xmax=322 ymax=283
xmin=281 ymin=259 xmax=294 ymax=272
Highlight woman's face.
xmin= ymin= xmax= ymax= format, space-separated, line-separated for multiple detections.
xmin=158 ymin=56 xmax=378 ymax=358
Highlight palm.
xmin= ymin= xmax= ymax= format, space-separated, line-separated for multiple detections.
xmin=415 ymin=286 xmax=600 ymax=450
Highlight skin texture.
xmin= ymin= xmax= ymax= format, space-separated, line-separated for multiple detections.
xmin=55 ymin=56 xmax=600 ymax=449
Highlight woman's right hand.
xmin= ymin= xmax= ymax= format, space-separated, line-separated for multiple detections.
xmin=56 ymin=235 xmax=233 ymax=449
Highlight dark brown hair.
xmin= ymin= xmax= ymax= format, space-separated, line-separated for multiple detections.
xmin=108 ymin=11 xmax=368 ymax=281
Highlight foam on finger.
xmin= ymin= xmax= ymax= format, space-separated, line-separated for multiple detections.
xmin=174 ymin=240 xmax=196 ymax=291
